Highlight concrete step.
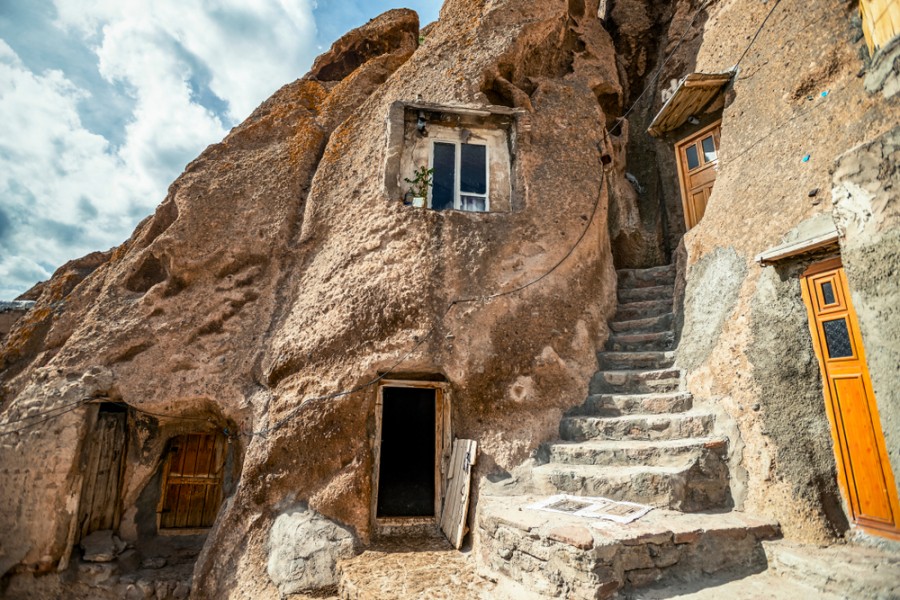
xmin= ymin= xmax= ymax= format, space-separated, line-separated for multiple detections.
xmin=598 ymin=351 xmax=675 ymax=370
xmin=545 ymin=437 xmax=726 ymax=467
xmin=763 ymin=539 xmax=900 ymax=599
xmin=617 ymin=264 xmax=677 ymax=289
xmin=560 ymin=411 xmax=715 ymax=442
xmin=571 ymin=391 xmax=693 ymax=417
xmin=477 ymin=495 xmax=781 ymax=600
xmin=531 ymin=458 xmax=731 ymax=511
xmin=618 ymin=285 xmax=675 ymax=304
xmin=609 ymin=313 xmax=674 ymax=334
xmin=630 ymin=570 xmax=837 ymax=599
xmin=615 ymin=299 xmax=672 ymax=321
xmin=606 ymin=330 xmax=675 ymax=352
xmin=590 ymin=368 xmax=682 ymax=394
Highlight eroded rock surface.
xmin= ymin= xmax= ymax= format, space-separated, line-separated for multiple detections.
xmin=267 ymin=505 xmax=357 ymax=597
xmin=0 ymin=2 xmax=627 ymax=597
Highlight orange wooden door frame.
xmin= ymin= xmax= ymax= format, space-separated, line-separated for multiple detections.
xmin=675 ymin=120 xmax=721 ymax=230
xmin=801 ymin=257 xmax=900 ymax=540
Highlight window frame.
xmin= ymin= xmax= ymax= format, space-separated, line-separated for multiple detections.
xmin=428 ymin=139 xmax=490 ymax=212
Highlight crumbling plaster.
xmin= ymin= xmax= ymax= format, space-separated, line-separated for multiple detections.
xmin=832 ymin=126 xmax=900 ymax=501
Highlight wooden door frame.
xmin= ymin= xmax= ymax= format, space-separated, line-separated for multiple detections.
xmin=800 ymin=257 xmax=900 ymax=540
xmin=675 ymin=119 xmax=721 ymax=230
xmin=371 ymin=380 xmax=451 ymax=531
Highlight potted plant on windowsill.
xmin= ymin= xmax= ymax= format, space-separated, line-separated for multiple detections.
xmin=404 ymin=165 xmax=434 ymax=208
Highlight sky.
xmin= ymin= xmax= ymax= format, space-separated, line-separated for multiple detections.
xmin=0 ymin=0 xmax=442 ymax=300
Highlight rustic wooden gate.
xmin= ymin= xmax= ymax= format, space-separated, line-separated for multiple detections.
xmin=801 ymin=258 xmax=900 ymax=540
xmin=77 ymin=407 xmax=127 ymax=539
xmin=158 ymin=432 xmax=226 ymax=531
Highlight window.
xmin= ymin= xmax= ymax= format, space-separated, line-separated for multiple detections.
xmin=430 ymin=141 xmax=489 ymax=212
xmin=389 ymin=103 xmax=516 ymax=213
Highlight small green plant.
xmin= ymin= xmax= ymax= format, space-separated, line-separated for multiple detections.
xmin=404 ymin=165 xmax=434 ymax=200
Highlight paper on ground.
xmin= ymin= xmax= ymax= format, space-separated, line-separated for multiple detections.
xmin=525 ymin=494 xmax=653 ymax=524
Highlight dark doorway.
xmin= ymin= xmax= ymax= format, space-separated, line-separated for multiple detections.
xmin=377 ymin=386 xmax=436 ymax=518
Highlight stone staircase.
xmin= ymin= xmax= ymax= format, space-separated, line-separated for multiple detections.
xmin=476 ymin=264 xmax=781 ymax=599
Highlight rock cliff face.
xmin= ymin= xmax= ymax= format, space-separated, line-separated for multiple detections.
xmin=0 ymin=1 xmax=628 ymax=596
xmin=5 ymin=0 xmax=897 ymax=596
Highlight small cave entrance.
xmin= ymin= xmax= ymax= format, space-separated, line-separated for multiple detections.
xmin=376 ymin=386 xmax=437 ymax=518
xmin=372 ymin=380 xmax=451 ymax=535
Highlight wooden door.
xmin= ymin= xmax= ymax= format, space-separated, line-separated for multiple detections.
xmin=77 ymin=408 xmax=127 ymax=539
xmin=158 ymin=433 xmax=226 ymax=531
xmin=675 ymin=121 xmax=721 ymax=230
xmin=440 ymin=439 xmax=477 ymax=549
xmin=801 ymin=259 xmax=900 ymax=540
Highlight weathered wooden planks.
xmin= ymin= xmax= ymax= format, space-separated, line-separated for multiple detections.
xmin=647 ymin=72 xmax=732 ymax=137
xmin=440 ymin=439 xmax=477 ymax=549
xmin=77 ymin=411 xmax=126 ymax=540
xmin=159 ymin=432 xmax=226 ymax=530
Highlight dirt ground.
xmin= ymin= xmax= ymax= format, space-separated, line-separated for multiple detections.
xmin=337 ymin=535 xmax=496 ymax=600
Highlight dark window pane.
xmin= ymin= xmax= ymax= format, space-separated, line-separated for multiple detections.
xmin=685 ymin=145 xmax=700 ymax=170
xmin=701 ymin=136 xmax=717 ymax=162
xmin=460 ymin=144 xmax=487 ymax=194
xmin=823 ymin=318 xmax=853 ymax=358
xmin=821 ymin=281 xmax=836 ymax=305
xmin=431 ymin=142 xmax=455 ymax=210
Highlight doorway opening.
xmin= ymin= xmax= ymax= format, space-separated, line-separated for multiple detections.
xmin=373 ymin=381 xmax=450 ymax=529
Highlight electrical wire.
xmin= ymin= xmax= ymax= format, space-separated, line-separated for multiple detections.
xmin=608 ymin=0 xmax=715 ymax=137
xmin=128 ymin=404 xmax=219 ymax=423
xmin=0 ymin=396 xmax=90 ymax=427
xmin=0 ymin=401 xmax=89 ymax=436
xmin=732 ymin=0 xmax=785 ymax=71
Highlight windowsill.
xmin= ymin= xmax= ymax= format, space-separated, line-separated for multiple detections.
xmin=403 ymin=203 xmax=510 ymax=217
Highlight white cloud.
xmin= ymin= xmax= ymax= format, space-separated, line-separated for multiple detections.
xmin=54 ymin=0 xmax=318 ymax=121
xmin=0 ymin=39 xmax=136 ymax=297
xmin=0 ymin=1 xmax=318 ymax=299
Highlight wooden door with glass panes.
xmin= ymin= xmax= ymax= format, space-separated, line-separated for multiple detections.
xmin=801 ymin=258 xmax=900 ymax=540
xmin=675 ymin=121 xmax=720 ymax=230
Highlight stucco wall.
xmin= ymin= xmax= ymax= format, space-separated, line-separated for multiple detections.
xmin=668 ymin=0 xmax=899 ymax=541
xmin=832 ymin=127 xmax=900 ymax=501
